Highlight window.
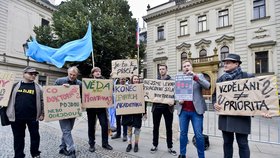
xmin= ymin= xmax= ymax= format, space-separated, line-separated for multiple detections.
xmin=199 ymin=49 xmax=207 ymax=57
xmin=41 ymin=18 xmax=49 ymax=27
xmin=253 ymin=0 xmax=266 ymax=19
xmin=220 ymin=46 xmax=229 ymax=67
xmin=38 ymin=75 xmax=47 ymax=86
xmin=255 ymin=51 xmax=268 ymax=73
xmin=181 ymin=52 xmax=188 ymax=70
xmin=157 ymin=26 xmax=164 ymax=40
xmin=218 ymin=9 xmax=229 ymax=27
xmin=198 ymin=15 xmax=207 ymax=32
xmin=180 ymin=20 xmax=188 ymax=36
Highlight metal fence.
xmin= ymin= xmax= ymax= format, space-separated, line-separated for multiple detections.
xmin=142 ymin=103 xmax=280 ymax=145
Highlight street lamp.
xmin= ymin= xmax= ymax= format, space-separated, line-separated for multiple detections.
xmin=22 ymin=41 xmax=30 ymax=66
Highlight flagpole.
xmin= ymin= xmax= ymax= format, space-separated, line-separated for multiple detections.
xmin=92 ymin=51 xmax=95 ymax=67
xmin=137 ymin=18 xmax=140 ymax=75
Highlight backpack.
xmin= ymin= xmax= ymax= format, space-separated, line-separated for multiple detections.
xmin=192 ymin=134 xmax=210 ymax=150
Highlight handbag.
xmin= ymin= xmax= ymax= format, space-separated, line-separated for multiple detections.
xmin=0 ymin=106 xmax=11 ymax=126
xmin=192 ymin=134 xmax=210 ymax=150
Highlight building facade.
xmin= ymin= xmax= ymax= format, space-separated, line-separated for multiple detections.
xmin=143 ymin=0 xmax=280 ymax=96
xmin=0 ymin=0 xmax=66 ymax=85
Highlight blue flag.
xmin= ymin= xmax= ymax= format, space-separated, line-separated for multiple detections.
xmin=26 ymin=22 xmax=93 ymax=68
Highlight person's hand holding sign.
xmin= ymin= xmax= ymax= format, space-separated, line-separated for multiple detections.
xmin=62 ymin=83 xmax=70 ymax=87
xmin=214 ymin=103 xmax=222 ymax=111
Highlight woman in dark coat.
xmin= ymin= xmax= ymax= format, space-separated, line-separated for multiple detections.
xmin=122 ymin=75 xmax=147 ymax=153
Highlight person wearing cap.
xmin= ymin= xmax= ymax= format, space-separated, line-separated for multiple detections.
xmin=54 ymin=66 xmax=82 ymax=158
xmin=212 ymin=53 xmax=254 ymax=158
xmin=86 ymin=67 xmax=113 ymax=152
xmin=6 ymin=67 xmax=44 ymax=158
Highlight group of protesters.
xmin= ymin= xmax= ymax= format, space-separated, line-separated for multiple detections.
xmin=4 ymin=53 xmax=272 ymax=158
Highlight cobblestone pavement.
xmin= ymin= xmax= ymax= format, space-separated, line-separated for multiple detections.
xmin=0 ymin=124 xmax=140 ymax=158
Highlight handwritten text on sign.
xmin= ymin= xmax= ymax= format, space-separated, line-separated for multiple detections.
xmin=175 ymin=75 xmax=193 ymax=101
xmin=0 ymin=72 xmax=14 ymax=107
xmin=82 ymin=78 xmax=113 ymax=108
xmin=216 ymin=75 xmax=279 ymax=116
xmin=115 ymin=84 xmax=145 ymax=115
xmin=143 ymin=79 xmax=175 ymax=105
xmin=111 ymin=59 xmax=138 ymax=78
xmin=43 ymin=85 xmax=82 ymax=122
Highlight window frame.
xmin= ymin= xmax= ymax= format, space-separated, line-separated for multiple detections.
xmin=180 ymin=20 xmax=188 ymax=36
xmin=157 ymin=26 xmax=165 ymax=41
xmin=253 ymin=0 xmax=266 ymax=19
xmin=218 ymin=9 xmax=229 ymax=27
xmin=198 ymin=15 xmax=207 ymax=32
xmin=255 ymin=51 xmax=268 ymax=74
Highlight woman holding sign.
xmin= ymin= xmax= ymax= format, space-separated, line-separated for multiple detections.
xmin=177 ymin=60 xmax=210 ymax=158
xmin=122 ymin=75 xmax=147 ymax=153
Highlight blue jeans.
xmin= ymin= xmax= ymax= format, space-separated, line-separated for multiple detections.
xmin=59 ymin=118 xmax=76 ymax=152
xmin=222 ymin=131 xmax=250 ymax=158
xmin=179 ymin=111 xmax=204 ymax=158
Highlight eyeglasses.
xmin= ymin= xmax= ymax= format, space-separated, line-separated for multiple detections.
xmin=27 ymin=72 xmax=38 ymax=76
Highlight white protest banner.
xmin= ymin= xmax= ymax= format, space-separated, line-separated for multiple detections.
xmin=143 ymin=79 xmax=175 ymax=105
xmin=115 ymin=84 xmax=145 ymax=115
xmin=175 ymin=75 xmax=193 ymax=101
xmin=43 ymin=85 xmax=82 ymax=122
xmin=216 ymin=75 xmax=279 ymax=116
xmin=111 ymin=59 xmax=138 ymax=78
xmin=0 ymin=72 xmax=14 ymax=107
xmin=82 ymin=78 xmax=113 ymax=108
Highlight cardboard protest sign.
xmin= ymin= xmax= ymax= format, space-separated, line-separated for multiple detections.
xmin=115 ymin=84 xmax=145 ymax=115
xmin=216 ymin=75 xmax=279 ymax=116
xmin=143 ymin=79 xmax=175 ymax=105
xmin=43 ymin=85 xmax=82 ymax=122
xmin=111 ymin=59 xmax=138 ymax=78
xmin=0 ymin=72 xmax=14 ymax=107
xmin=175 ymin=75 xmax=193 ymax=101
xmin=82 ymin=78 xmax=113 ymax=108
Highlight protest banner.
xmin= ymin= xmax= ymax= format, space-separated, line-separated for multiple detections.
xmin=111 ymin=59 xmax=138 ymax=78
xmin=216 ymin=75 xmax=279 ymax=116
xmin=82 ymin=78 xmax=113 ymax=108
xmin=175 ymin=75 xmax=193 ymax=101
xmin=143 ymin=79 xmax=175 ymax=105
xmin=115 ymin=84 xmax=145 ymax=115
xmin=0 ymin=72 xmax=14 ymax=107
xmin=43 ymin=85 xmax=82 ymax=122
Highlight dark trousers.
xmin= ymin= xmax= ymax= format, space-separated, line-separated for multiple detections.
xmin=222 ymin=131 xmax=250 ymax=158
xmin=11 ymin=119 xmax=40 ymax=158
xmin=152 ymin=107 xmax=173 ymax=148
xmin=116 ymin=114 xmax=127 ymax=136
xmin=87 ymin=108 xmax=109 ymax=146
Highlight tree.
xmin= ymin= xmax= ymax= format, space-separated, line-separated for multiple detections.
xmin=33 ymin=0 xmax=145 ymax=77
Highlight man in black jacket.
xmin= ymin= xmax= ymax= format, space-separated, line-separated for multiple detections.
xmin=150 ymin=64 xmax=177 ymax=156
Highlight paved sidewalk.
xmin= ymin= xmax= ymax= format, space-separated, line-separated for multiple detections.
xmin=1 ymin=116 xmax=280 ymax=158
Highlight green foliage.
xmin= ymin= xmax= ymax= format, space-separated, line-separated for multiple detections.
xmin=34 ymin=0 xmax=145 ymax=77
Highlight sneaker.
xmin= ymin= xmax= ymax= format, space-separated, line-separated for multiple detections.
xmin=150 ymin=146 xmax=157 ymax=154
xmin=134 ymin=144 xmax=139 ymax=152
xmin=59 ymin=148 xmax=69 ymax=156
xmin=168 ymin=148 xmax=177 ymax=156
xmin=32 ymin=156 xmax=40 ymax=158
xmin=89 ymin=145 xmax=95 ymax=152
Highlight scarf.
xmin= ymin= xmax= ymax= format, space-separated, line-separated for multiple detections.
xmin=218 ymin=67 xmax=242 ymax=82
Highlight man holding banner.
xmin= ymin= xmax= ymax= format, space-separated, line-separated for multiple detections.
xmin=86 ymin=67 xmax=113 ymax=152
xmin=150 ymin=64 xmax=177 ymax=156
xmin=212 ymin=54 xmax=274 ymax=158
xmin=177 ymin=60 xmax=210 ymax=158
xmin=55 ymin=66 xmax=82 ymax=158
xmin=6 ymin=67 xmax=44 ymax=158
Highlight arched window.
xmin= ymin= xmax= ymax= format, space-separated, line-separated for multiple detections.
xmin=199 ymin=49 xmax=207 ymax=57
xmin=181 ymin=52 xmax=188 ymax=70
xmin=202 ymin=73 xmax=211 ymax=95
xmin=220 ymin=46 xmax=229 ymax=60
xmin=220 ymin=46 xmax=229 ymax=67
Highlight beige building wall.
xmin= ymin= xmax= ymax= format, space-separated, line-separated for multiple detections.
xmin=144 ymin=0 xmax=279 ymax=87
xmin=0 ymin=0 xmax=66 ymax=84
